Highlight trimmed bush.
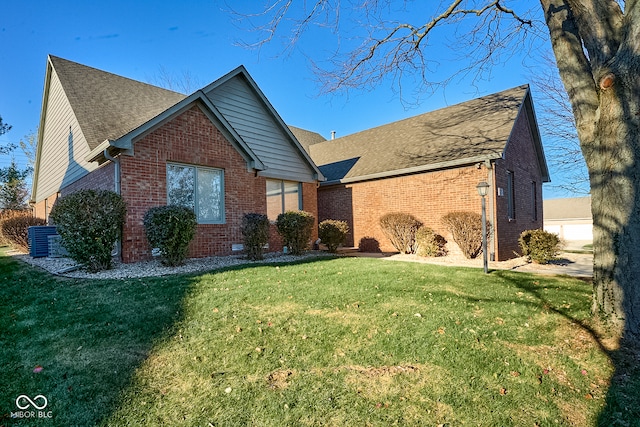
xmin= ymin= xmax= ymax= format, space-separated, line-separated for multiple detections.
xmin=441 ymin=211 xmax=489 ymax=259
xmin=276 ymin=211 xmax=315 ymax=255
xmin=318 ymin=219 xmax=349 ymax=253
xmin=379 ymin=212 xmax=423 ymax=254
xmin=144 ymin=205 xmax=197 ymax=266
xmin=49 ymin=190 xmax=126 ymax=272
xmin=415 ymin=227 xmax=447 ymax=257
xmin=0 ymin=209 xmax=32 ymax=246
xmin=242 ymin=213 xmax=270 ymax=260
xmin=358 ymin=236 xmax=381 ymax=253
xmin=0 ymin=213 xmax=46 ymax=251
xmin=519 ymin=229 xmax=561 ymax=264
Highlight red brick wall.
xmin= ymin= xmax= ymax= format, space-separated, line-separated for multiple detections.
xmin=60 ymin=162 xmax=115 ymax=196
xmin=119 ymin=105 xmax=269 ymax=263
xmin=33 ymin=193 xmax=58 ymax=222
xmin=318 ymin=165 xmax=489 ymax=255
xmin=317 ymin=107 xmax=545 ymax=261
xmin=492 ymin=107 xmax=545 ymax=260
xmin=33 ymin=163 xmax=115 ymax=222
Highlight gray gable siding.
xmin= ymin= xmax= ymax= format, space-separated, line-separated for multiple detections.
xmin=205 ymin=75 xmax=316 ymax=182
xmin=34 ymin=69 xmax=98 ymax=202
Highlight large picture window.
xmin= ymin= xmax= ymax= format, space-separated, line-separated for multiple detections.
xmin=167 ymin=163 xmax=224 ymax=224
xmin=266 ymin=179 xmax=301 ymax=220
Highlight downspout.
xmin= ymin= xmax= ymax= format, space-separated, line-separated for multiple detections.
xmin=103 ymin=149 xmax=122 ymax=258
xmin=103 ymin=149 xmax=120 ymax=194
xmin=485 ymin=159 xmax=496 ymax=261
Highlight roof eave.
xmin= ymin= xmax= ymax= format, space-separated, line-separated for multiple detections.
xmin=30 ymin=56 xmax=55 ymax=203
xmin=507 ymin=86 xmax=550 ymax=183
xmin=321 ymin=154 xmax=502 ymax=186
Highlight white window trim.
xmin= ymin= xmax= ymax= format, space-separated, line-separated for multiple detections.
xmin=166 ymin=162 xmax=225 ymax=224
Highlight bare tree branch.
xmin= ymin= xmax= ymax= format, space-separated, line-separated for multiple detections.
xmin=233 ymin=1 xmax=540 ymax=98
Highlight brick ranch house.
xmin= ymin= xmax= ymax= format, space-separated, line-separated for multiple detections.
xmin=31 ymin=56 xmax=549 ymax=263
xmin=31 ymin=56 xmax=324 ymax=263
xmin=293 ymin=85 xmax=550 ymax=261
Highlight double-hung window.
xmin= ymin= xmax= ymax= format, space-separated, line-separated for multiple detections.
xmin=167 ymin=163 xmax=224 ymax=224
xmin=266 ymin=179 xmax=301 ymax=221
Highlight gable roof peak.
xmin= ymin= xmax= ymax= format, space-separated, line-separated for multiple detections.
xmin=47 ymin=55 xmax=187 ymax=151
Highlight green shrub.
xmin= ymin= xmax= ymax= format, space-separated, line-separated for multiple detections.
xmin=441 ymin=211 xmax=489 ymax=259
xmin=242 ymin=213 xmax=270 ymax=260
xmin=49 ymin=190 xmax=126 ymax=272
xmin=318 ymin=219 xmax=349 ymax=253
xmin=276 ymin=211 xmax=315 ymax=255
xmin=415 ymin=227 xmax=447 ymax=257
xmin=358 ymin=236 xmax=381 ymax=253
xmin=379 ymin=212 xmax=422 ymax=254
xmin=519 ymin=229 xmax=561 ymax=264
xmin=0 ymin=213 xmax=47 ymax=251
xmin=144 ymin=205 xmax=197 ymax=266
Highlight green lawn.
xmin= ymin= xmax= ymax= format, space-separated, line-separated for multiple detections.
xmin=0 ymin=247 xmax=634 ymax=426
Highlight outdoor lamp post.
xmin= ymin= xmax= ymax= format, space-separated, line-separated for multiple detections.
xmin=476 ymin=181 xmax=490 ymax=274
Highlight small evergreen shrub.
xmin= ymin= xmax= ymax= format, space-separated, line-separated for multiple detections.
xmin=275 ymin=211 xmax=315 ymax=255
xmin=358 ymin=236 xmax=381 ymax=253
xmin=0 ymin=213 xmax=46 ymax=252
xmin=441 ymin=211 xmax=489 ymax=259
xmin=318 ymin=219 xmax=349 ymax=253
xmin=144 ymin=205 xmax=197 ymax=267
xmin=379 ymin=212 xmax=423 ymax=254
xmin=519 ymin=229 xmax=561 ymax=264
xmin=49 ymin=190 xmax=126 ymax=272
xmin=415 ymin=227 xmax=447 ymax=257
xmin=242 ymin=213 xmax=270 ymax=260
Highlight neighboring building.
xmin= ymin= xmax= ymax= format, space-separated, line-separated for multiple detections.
xmin=32 ymin=56 xmax=550 ymax=263
xmin=31 ymin=56 xmax=323 ymax=263
xmin=295 ymin=85 xmax=550 ymax=261
xmin=544 ymin=197 xmax=593 ymax=246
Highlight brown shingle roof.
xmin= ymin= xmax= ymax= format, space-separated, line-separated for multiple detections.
xmin=309 ymin=85 xmax=530 ymax=183
xmin=288 ymin=126 xmax=327 ymax=152
xmin=50 ymin=55 xmax=186 ymax=150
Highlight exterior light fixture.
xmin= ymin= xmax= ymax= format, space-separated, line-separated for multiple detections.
xmin=476 ymin=181 xmax=490 ymax=274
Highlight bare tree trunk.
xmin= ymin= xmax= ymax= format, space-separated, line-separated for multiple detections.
xmin=589 ymin=57 xmax=640 ymax=338
xmin=542 ymin=0 xmax=640 ymax=339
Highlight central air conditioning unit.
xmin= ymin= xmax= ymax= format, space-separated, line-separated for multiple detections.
xmin=28 ymin=226 xmax=59 ymax=258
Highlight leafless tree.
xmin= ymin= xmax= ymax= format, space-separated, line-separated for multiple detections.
xmin=19 ymin=129 xmax=37 ymax=168
xmin=529 ymin=51 xmax=589 ymax=195
xmin=146 ymin=65 xmax=203 ymax=94
xmin=232 ymin=0 xmax=640 ymax=342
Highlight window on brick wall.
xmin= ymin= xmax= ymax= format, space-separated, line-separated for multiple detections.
xmin=266 ymin=179 xmax=301 ymax=221
xmin=167 ymin=163 xmax=224 ymax=224
xmin=531 ymin=181 xmax=538 ymax=221
xmin=507 ymin=170 xmax=515 ymax=220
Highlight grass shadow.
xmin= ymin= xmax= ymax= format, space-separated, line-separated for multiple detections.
xmin=0 ymin=252 xmax=193 ymax=426
xmin=491 ymin=270 xmax=640 ymax=425
xmin=0 ymin=251 xmax=337 ymax=426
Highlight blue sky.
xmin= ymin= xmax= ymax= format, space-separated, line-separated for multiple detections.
xmin=0 ymin=1 xmax=586 ymax=199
